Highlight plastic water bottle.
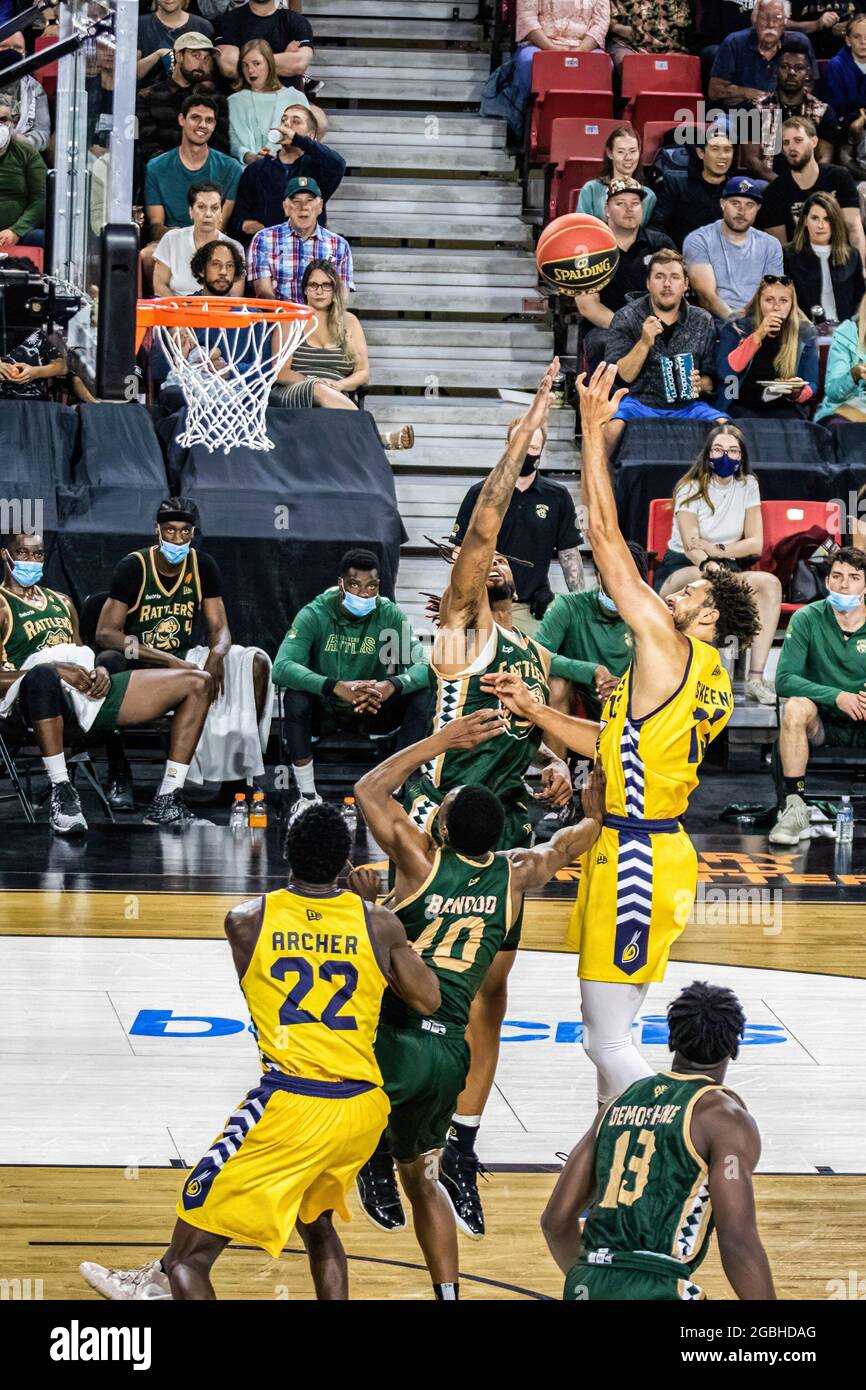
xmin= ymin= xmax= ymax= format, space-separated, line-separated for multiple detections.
xmin=836 ymin=795 xmax=854 ymax=843
xmin=342 ymin=796 xmax=357 ymax=838
xmin=229 ymin=793 xmax=248 ymax=831
xmin=249 ymin=791 xmax=268 ymax=829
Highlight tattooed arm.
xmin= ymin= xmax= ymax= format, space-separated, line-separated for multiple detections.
xmin=558 ymin=545 xmax=585 ymax=593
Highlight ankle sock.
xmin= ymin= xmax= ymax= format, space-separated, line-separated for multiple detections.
xmin=449 ymin=1115 xmax=481 ymax=1157
xmin=43 ymin=753 xmax=69 ymax=785
xmin=434 ymin=1282 xmax=459 ymax=1300
xmin=293 ymin=762 xmax=317 ymax=798
xmin=783 ymin=777 xmax=806 ymax=801
xmin=158 ymin=760 xmax=189 ymax=797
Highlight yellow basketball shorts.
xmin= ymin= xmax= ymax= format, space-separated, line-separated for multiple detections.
xmin=177 ymin=1075 xmax=390 ymax=1257
xmin=567 ymin=816 xmax=697 ymax=984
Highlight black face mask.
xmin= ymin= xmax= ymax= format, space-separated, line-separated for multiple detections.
xmin=521 ymin=451 xmax=542 ymax=477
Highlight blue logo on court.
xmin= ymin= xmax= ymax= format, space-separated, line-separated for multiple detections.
xmin=500 ymin=1015 xmax=788 ymax=1046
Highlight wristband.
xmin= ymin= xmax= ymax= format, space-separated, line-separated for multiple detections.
xmin=322 ymin=678 xmax=337 ymax=697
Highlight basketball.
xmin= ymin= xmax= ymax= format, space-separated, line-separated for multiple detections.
xmin=535 ymin=212 xmax=619 ymax=295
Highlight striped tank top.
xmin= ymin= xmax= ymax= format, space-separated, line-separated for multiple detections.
xmin=292 ymin=341 xmax=355 ymax=382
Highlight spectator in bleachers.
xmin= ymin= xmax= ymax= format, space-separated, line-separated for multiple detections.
xmin=137 ymin=0 xmax=214 ymax=89
xmin=760 ymin=116 xmax=866 ymax=263
xmin=514 ymin=0 xmax=612 ymax=101
xmin=450 ymin=415 xmax=584 ymax=637
xmin=684 ymin=176 xmax=784 ymax=322
xmin=271 ymin=259 xmax=415 ymax=451
xmin=742 ymin=41 xmax=838 ymax=179
xmin=708 ymin=0 xmax=817 ymax=109
xmin=815 ymin=293 xmax=866 ymax=420
xmin=770 ymin=546 xmax=866 ymax=844
xmin=788 ymin=1 xmax=854 ymax=60
xmin=0 ymin=97 xmax=46 ymax=248
xmin=143 ymin=95 xmax=242 ymax=279
xmin=155 ymin=238 xmax=246 ymax=408
xmin=654 ymin=425 xmax=782 ymax=704
xmin=152 ymin=182 xmax=245 ymax=296
xmin=716 ymin=273 xmax=819 ymax=416
xmin=215 ymin=0 xmax=314 ymax=91
xmin=273 ymin=548 xmax=432 ymax=819
xmin=575 ymin=176 xmax=675 ymax=370
xmin=606 ymin=0 xmax=690 ymax=69
xmin=0 ymin=32 xmax=50 ymax=154
xmin=823 ymin=12 xmax=866 ymax=141
xmin=0 ymin=328 xmax=66 ymax=399
xmin=136 ymin=33 xmax=231 ymax=172
xmin=227 ymin=39 xmax=286 ymax=163
xmin=651 ymin=126 xmax=735 ymax=248
xmin=602 ymin=248 xmax=725 ymax=453
xmin=250 ymin=175 xmax=353 ymax=301
xmin=784 ymin=190 xmax=865 ymax=325
xmin=229 ymin=97 xmax=344 ymax=242
xmin=575 ymin=125 xmax=657 ymax=224
xmin=535 ymin=543 xmax=646 ymax=752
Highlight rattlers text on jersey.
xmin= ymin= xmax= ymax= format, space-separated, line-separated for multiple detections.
xmin=124 ymin=546 xmax=202 ymax=653
xmin=569 ymin=636 xmax=732 ymax=982
xmin=1 ymin=585 xmax=75 ymax=667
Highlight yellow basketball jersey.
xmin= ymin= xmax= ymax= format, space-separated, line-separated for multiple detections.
xmin=241 ymin=889 xmax=387 ymax=1087
xmin=598 ymin=637 xmax=733 ymax=820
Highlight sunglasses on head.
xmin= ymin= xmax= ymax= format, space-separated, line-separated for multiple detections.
xmin=762 ymin=275 xmax=793 ymax=286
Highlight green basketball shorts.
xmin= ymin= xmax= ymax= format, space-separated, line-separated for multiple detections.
xmin=564 ymin=1263 xmax=705 ymax=1301
xmin=375 ymin=1019 xmax=470 ymax=1164
xmin=90 ymin=672 xmax=132 ymax=734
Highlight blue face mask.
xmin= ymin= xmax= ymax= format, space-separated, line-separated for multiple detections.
xmin=597 ymin=590 xmax=618 ymax=614
xmin=342 ymin=590 xmax=377 ymax=618
xmin=10 ymin=560 xmax=43 ymax=587
xmin=827 ymin=590 xmax=863 ymax=613
xmin=710 ymin=453 xmax=740 ymax=479
xmin=160 ymin=540 xmax=190 ymax=565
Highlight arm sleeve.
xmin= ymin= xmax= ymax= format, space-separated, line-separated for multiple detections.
xmin=228 ymin=94 xmax=256 ymax=164
xmin=536 ymin=598 xmax=601 ymax=686
xmin=272 ymin=605 xmax=329 ymax=694
xmin=682 ymin=226 xmax=708 ymax=268
xmin=108 ymin=554 xmax=145 ymax=607
xmin=248 ymin=227 xmax=271 ymax=280
xmin=143 ymin=158 xmax=161 ymax=210
xmin=725 ymin=328 xmax=761 ymax=374
xmin=222 ymin=156 xmax=243 ymax=202
xmin=197 ymin=552 xmax=222 ymax=599
xmin=587 ymin=0 xmax=611 ymax=49
xmin=764 ymin=234 xmax=785 ymax=273
xmin=833 ymin=169 xmax=860 ymax=210
xmin=291 ymin=135 xmax=347 ymax=202
xmin=775 ymin=609 xmax=843 ymax=705
xmin=602 ymin=308 xmax=636 ymax=368
xmin=796 ymin=335 xmax=819 ymax=396
xmin=696 ymin=314 xmax=718 ymax=381
xmin=11 ymin=148 xmax=46 ymax=239
xmin=337 ymin=239 xmax=355 ymax=291
xmin=515 ymin=1 xmax=541 ymax=43
xmin=27 ymin=85 xmax=51 ymax=153
xmin=227 ymin=163 xmax=257 ymax=239
xmin=709 ymin=36 xmax=737 ymax=84
xmin=822 ymin=324 xmax=860 ymax=406
xmin=817 ymin=104 xmax=839 ymax=144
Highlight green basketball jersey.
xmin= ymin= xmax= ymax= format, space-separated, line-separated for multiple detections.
xmin=124 ymin=547 xmax=202 ymax=654
xmin=1 ymin=585 xmax=75 ymax=667
xmin=582 ymin=1072 xmax=728 ymax=1278
xmin=424 ymin=623 xmax=550 ymax=799
xmin=384 ymin=848 xmax=514 ymax=1031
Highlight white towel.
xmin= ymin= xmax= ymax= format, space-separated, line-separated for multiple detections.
xmin=183 ymin=645 xmax=273 ymax=784
xmin=0 ymin=644 xmax=105 ymax=730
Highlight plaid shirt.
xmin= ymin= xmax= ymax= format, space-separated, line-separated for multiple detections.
xmin=753 ymin=91 xmax=836 ymax=167
xmin=247 ymin=223 xmax=355 ymax=301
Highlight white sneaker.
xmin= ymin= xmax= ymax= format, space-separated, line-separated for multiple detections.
xmin=289 ymin=793 xmax=322 ymax=822
xmin=79 ymin=1258 xmax=171 ymax=1300
xmin=745 ymin=676 xmax=776 ymax=706
xmin=769 ymin=794 xmax=811 ymax=845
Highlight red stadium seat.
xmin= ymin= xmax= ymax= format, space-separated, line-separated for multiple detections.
xmin=628 ymin=91 xmax=703 ymax=141
xmin=646 ymin=497 xmax=674 ymax=587
xmin=620 ymin=53 xmax=701 ymax=109
xmin=756 ymin=500 xmax=842 ymax=618
xmin=34 ymin=35 xmax=59 ymax=100
xmin=0 ymin=245 xmax=43 ymax=271
xmin=528 ymin=50 xmax=614 ymax=162
xmin=547 ymin=116 xmax=622 ymax=222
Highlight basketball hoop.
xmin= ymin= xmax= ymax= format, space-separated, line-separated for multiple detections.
xmin=136 ymin=297 xmax=317 ymax=453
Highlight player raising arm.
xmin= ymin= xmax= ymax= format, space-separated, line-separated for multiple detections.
xmin=540 ymin=981 xmax=775 ymax=1301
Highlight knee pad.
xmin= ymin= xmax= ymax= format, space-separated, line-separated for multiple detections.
xmin=95 ymin=649 xmax=127 ymax=675
xmin=20 ymin=664 xmax=64 ymax=722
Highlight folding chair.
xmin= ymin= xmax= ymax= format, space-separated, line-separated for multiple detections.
xmin=0 ymin=710 xmax=115 ymax=823
xmin=620 ymin=53 xmax=702 ymax=121
xmin=547 ymin=116 xmax=622 ymax=223
xmin=754 ymin=500 xmax=842 ymax=622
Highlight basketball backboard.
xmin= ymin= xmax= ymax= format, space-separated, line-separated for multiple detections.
xmin=51 ymin=0 xmax=138 ymax=398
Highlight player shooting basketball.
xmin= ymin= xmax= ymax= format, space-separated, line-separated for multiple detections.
xmin=358 ymin=361 xmax=573 ymax=1240
xmin=484 ymin=363 xmax=761 ymax=1107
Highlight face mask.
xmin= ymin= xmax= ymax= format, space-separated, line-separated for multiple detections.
xmin=10 ymin=560 xmax=42 ymax=587
xmin=597 ymin=590 xmax=618 ymax=614
xmin=0 ymin=127 xmax=10 ymax=154
xmin=520 ymin=451 xmax=542 ymax=477
xmin=827 ymin=590 xmax=863 ymax=613
xmin=160 ymin=540 xmax=190 ymax=565
xmin=710 ymin=453 xmax=739 ymax=479
xmin=342 ymin=590 xmax=376 ymax=618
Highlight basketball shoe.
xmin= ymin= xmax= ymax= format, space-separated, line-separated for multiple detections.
xmin=79 ymin=1259 xmax=171 ymax=1300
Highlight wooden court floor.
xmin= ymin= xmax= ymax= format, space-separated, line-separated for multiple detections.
xmin=4 ymin=1167 xmax=863 ymax=1301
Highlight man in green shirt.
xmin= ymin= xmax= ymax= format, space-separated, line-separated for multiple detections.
xmin=0 ymin=99 xmax=46 ymax=247
xmin=273 ymin=548 xmax=431 ymax=816
xmin=771 ymin=547 xmax=866 ymax=845
xmin=535 ymin=543 xmax=646 ymax=750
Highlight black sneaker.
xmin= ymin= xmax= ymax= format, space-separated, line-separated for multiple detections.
xmin=142 ymin=790 xmax=213 ymax=828
xmin=356 ymin=1153 xmax=406 ymax=1232
xmin=49 ymin=781 xmax=88 ymax=835
xmin=107 ymin=770 xmax=135 ymax=813
xmin=437 ymin=1140 xmax=487 ymax=1240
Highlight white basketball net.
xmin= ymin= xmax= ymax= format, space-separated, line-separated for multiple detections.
xmin=154 ymin=303 xmax=315 ymax=453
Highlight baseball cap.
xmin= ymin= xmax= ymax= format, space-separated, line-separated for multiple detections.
xmin=721 ymin=176 xmax=767 ymax=203
xmin=285 ymin=175 xmax=322 ymax=200
xmin=606 ymin=176 xmax=648 ymax=202
xmin=174 ymin=32 xmax=215 ymax=52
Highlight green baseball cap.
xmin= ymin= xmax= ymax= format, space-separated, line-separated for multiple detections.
xmin=285 ymin=175 xmax=322 ymax=200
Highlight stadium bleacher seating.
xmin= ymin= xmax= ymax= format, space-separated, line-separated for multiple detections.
xmin=527 ymin=50 xmax=614 ymax=164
